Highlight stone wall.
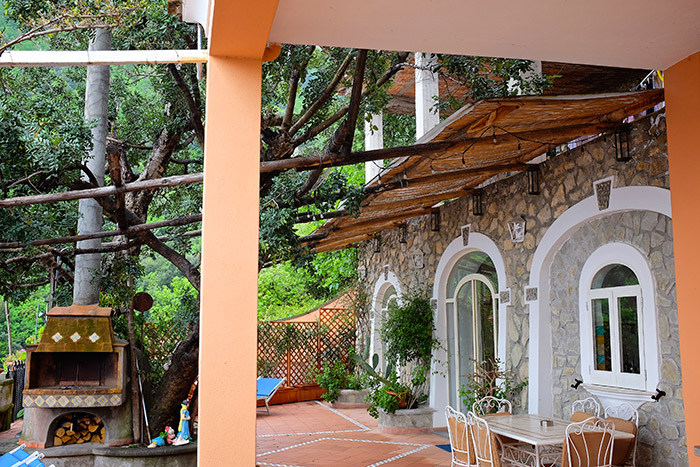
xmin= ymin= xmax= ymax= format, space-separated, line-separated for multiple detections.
xmin=357 ymin=112 xmax=686 ymax=464
xmin=549 ymin=210 xmax=685 ymax=466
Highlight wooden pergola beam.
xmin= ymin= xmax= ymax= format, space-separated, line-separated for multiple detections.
xmin=0 ymin=173 xmax=203 ymax=208
xmin=0 ymin=214 xmax=202 ymax=250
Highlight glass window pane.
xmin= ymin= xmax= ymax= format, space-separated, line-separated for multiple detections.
xmin=591 ymin=264 xmax=639 ymax=289
xmin=476 ymin=281 xmax=495 ymax=363
xmin=618 ymin=296 xmax=641 ymax=374
xmin=446 ymin=252 xmax=497 ymax=296
xmin=457 ymin=283 xmax=474 ymax=404
xmin=592 ymin=298 xmax=612 ymax=371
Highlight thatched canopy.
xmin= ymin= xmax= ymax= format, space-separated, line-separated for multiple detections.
xmin=305 ymin=89 xmax=664 ymax=252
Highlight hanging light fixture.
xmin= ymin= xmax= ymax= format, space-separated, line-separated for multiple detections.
xmin=430 ymin=209 xmax=441 ymax=232
xmin=527 ymin=166 xmax=540 ymax=195
xmin=373 ymin=234 xmax=381 ymax=253
xmin=472 ymin=191 xmax=483 ymax=216
xmin=614 ymin=124 xmax=631 ymax=162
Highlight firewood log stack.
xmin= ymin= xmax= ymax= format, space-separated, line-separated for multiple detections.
xmin=52 ymin=414 xmax=105 ymax=446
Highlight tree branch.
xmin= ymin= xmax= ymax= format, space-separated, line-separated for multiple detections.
xmin=289 ymin=51 xmax=354 ymax=136
xmin=0 ymin=214 xmax=202 ymax=250
xmin=293 ymin=52 xmax=409 ymax=148
xmin=0 ymin=172 xmax=203 ymax=208
xmin=168 ymin=64 xmax=204 ymax=148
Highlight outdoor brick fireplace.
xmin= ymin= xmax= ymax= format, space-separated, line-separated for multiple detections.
xmin=20 ymin=304 xmax=133 ymax=449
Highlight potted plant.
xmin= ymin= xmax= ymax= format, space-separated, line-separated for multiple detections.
xmin=356 ymin=289 xmax=439 ymax=432
xmin=315 ymin=359 xmax=369 ymax=408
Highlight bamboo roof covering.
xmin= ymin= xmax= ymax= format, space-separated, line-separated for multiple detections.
xmin=305 ymin=89 xmax=664 ymax=252
xmin=386 ymin=62 xmax=650 ymax=115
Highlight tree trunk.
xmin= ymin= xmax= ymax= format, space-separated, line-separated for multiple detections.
xmin=149 ymin=322 xmax=199 ymax=435
xmin=74 ymin=28 xmax=111 ymax=306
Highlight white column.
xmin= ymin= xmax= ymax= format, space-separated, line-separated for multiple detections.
xmin=414 ymin=52 xmax=440 ymax=140
xmin=364 ymin=113 xmax=383 ymax=184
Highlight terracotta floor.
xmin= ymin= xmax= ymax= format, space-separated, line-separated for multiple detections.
xmin=256 ymin=401 xmax=452 ymax=466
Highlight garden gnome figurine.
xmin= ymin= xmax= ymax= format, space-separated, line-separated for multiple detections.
xmin=173 ymin=399 xmax=191 ymax=446
xmin=147 ymin=426 xmax=175 ymax=448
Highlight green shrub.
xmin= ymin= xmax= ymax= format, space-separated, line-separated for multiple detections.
xmin=316 ymin=361 xmax=368 ymax=403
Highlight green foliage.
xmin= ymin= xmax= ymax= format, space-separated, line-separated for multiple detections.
xmin=353 ymin=289 xmax=438 ymax=417
xmin=257 ymin=262 xmax=325 ymax=321
xmin=0 ymin=290 xmax=49 ymax=360
xmin=365 ymin=374 xmax=410 ymax=417
xmin=381 ymin=290 xmax=437 ymax=366
xmin=98 ymin=254 xmax=144 ymax=313
xmin=315 ymin=360 xmax=367 ymax=403
xmin=458 ymin=358 xmax=528 ymax=412
xmin=3 ymin=348 xmax=26 ymax=371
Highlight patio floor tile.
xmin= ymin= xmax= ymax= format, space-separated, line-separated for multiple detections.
xmin=256 ymin=401 xmax=451 ymax=466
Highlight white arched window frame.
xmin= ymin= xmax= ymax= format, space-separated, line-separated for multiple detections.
xmin=430 ymin=233 xmax=508 ymax=426
xmin=370 ymin=272 xmax=402 ymax=370
xmin=449 ymin=272 xmax=499 ymax=409
xmin=578 ymin=243 xmax=659 ymax=403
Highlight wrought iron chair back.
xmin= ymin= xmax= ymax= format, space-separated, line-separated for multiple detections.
xmin=571 ymin=397 xmax=601 ymax=420
xmin=472 ymin=396 xmax=512 ymax=416
xmin=445 ymin=406 xmax=477 ymax=467
xmin=468 ymin=412 xmax=502 ymax=467
xmin=562 ymin=417 xmax=615 ymax=467
xmin=604 ymin=403 xmax=638 ymax=466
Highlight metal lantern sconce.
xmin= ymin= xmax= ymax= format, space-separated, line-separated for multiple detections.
xmin=399 ymin=223 xmax=407 ymax=244
xmin=472 ymin=191 xmax=483 ymax=216
xmin=527 ymin=166 xmax=540 ymax=195
xmin=430 ymin=209 xmax=441 ymax=232
xmin=373 ymin=234 xmax=382 ymax=253
xmin=614 ymin=124 xmax=631 ymax=162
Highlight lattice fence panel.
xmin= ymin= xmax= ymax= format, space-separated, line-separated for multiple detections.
xmin=318 ymin=308 xmax=356 ymax=365
xmin=257 ymin=309 xmax=356 ymax=387
xmin=257 ymin=322 xmax=288 ymax=380
xmin=286 ymin=323 xmax=319 ymax=386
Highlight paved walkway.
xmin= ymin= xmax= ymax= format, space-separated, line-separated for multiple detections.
xmin=256 ymin=401 xmax=452 ymax=467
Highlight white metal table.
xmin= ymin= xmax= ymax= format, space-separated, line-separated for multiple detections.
xmin=485 ymin=414 xmax=633 ymax=467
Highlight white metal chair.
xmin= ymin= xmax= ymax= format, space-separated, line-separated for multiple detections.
xmin=468 ymin=412 xmax=505 ymax=467
xmin=603 ymin=403 xmax=638 ymax=466
xmin=571 ymin=397 xmax=601 ymax=421
xmin=446 ymin=405 xmax=478 ymax=467
xmin=562 ymin=417 xmax=615 ymax=467
xmin=472 ymin=396 xmax=513 ymax=416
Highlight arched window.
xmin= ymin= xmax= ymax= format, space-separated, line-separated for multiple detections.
xmin=578 ymin=243 xmax=660 ymax=405
xmin=445 ymin=251 xmax=498 ymax=410
xmin=587 ymin=264 xmax=644 ymax=389
xmin=373 ymin=285 xmax=397 ymax=372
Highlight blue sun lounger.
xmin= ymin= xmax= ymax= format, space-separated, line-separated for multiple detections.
xmin=256 ymin=377 xmax=285 ymax=415
xmin=0 ymin=445 xmax=54 ymax=467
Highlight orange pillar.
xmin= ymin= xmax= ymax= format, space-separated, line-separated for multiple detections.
xmin=665 ymin=51 xmax=700 ymax=465
xmin=197 ymin=1 xmax=279 ymax=463
xmin=198 ymin=55 xmax=262 ymax=465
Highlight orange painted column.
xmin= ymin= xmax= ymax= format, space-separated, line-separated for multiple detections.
xmin=198 ymin=55 xmax=262 ymax=465
xmin=665 ymin=51 xmax=700 ymax=465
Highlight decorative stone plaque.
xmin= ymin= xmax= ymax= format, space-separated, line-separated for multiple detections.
xmin=593 ymin=176 xmax=614 ymax=211
xmin=413 ymin=253 xmax=424 ymax=269
xmin=508 ymin=218 xmax=526 ymax=243
xmin=499 ymin=289 xmax=511 ymax=305
xmin=525 ymin=287 xmax=538 ymax=302
xmin=461 ymin=224 xmax=471 ymax=247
